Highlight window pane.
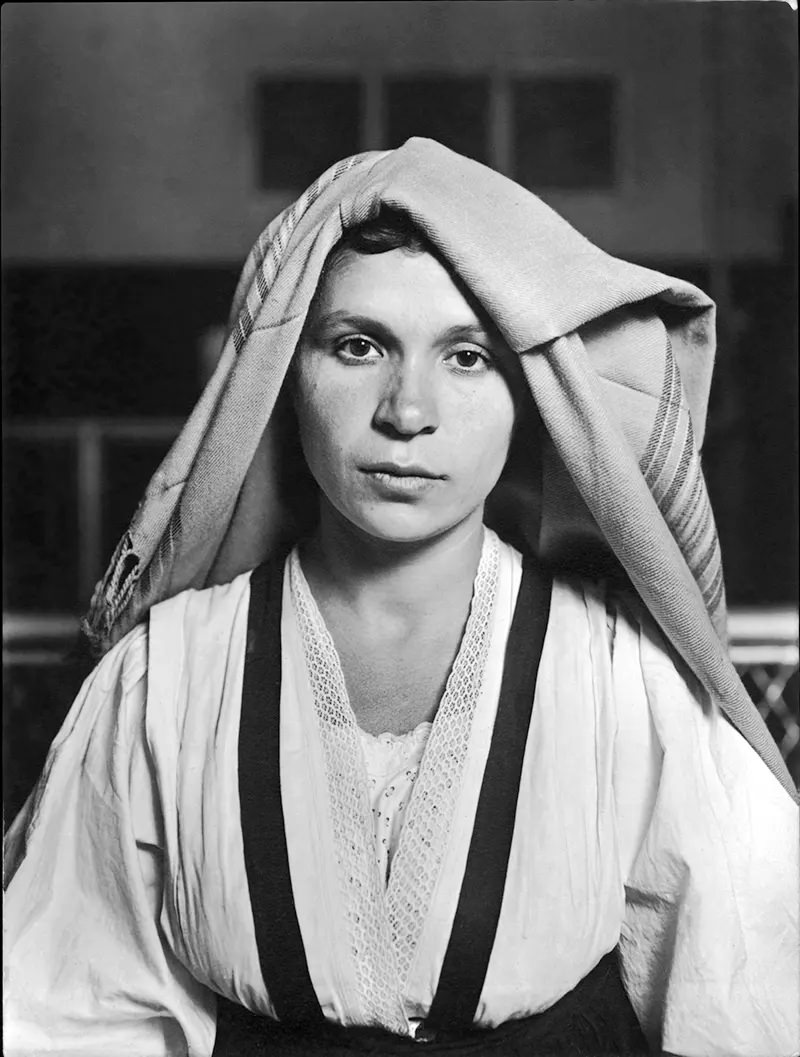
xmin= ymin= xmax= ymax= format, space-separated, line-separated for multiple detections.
xmin=386 ymin=77 xmax=490 ymax=164
xmin=3 ymin=438 xmax=79 ymax=611
xmin=2 ymin=266 xmax=238 ymax=419
xmin=256 ymin=79 xmax=362 ymax=190
xmin=512 ymin=78 xmax=616 ymax=190
xmin=102 ymin=437 xmax=176 ymax=562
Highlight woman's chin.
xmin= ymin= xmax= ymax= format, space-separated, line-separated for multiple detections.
xmin=331 ymin=501 xmax=483 ymax=547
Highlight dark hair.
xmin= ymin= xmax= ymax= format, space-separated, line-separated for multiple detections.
xmin=335 ymin=207 xmax=430 ymax=255
xmin=318 ymin=207 xmax=434 ymax=289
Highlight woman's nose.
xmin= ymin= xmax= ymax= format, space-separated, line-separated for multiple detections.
xmin=372 ymin=362 xmax=439 ymax=438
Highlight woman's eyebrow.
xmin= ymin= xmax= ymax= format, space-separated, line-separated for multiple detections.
xmin=311 ymin=311 xmax=396 ymax=345
xmin=436 ymin=322 xmax=496 ymax=345
xmin=310 ymin=311 xmax=497 ymax=347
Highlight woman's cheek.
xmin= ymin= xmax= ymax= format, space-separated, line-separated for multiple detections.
xmin=302 ymin=403 xmax=351 ymax=487
xmin=458 ymin=384 xmax=515 ymax=462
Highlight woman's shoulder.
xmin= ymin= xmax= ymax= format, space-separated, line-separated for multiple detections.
xmin=149 ymin=566 xmax=257 ymax=629
xmin=83 ymin=567 xmax=262 ymax=693
xmin=157 ymin=560 xmax=290 ymax=655
xmin=64 ymin=568 xmax=266 ymax=746
xmin=145 ymin=564 xmax=282 ymax=740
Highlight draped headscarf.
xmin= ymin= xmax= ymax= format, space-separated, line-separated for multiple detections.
xmin=82 ymin=138 xmax=795 ymax=799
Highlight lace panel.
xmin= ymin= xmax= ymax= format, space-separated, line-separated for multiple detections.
xmin=290 ymin=553 xmax=406 ymax=1031
xmin=385 ymin=533 xmax=499 ymax=986
xmin=289 ymin=530 xmax=499 ymax=1022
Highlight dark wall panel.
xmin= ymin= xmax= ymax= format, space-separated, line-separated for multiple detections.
xmin=3 ymin=265 xmax=240 ymax=419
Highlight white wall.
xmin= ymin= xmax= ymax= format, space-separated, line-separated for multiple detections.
xmin=2 ymin=1 xmax=796 ymax=263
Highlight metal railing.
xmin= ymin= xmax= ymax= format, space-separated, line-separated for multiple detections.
xmin=727 ymin=608 xmax=800 ymax=763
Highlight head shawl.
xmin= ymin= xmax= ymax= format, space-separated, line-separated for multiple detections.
xmin=83 ymin=138 xmax=794 ymax=799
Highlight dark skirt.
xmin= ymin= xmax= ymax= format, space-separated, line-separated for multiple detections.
xmin=212 ymin=950 xmax=651 ymax=1056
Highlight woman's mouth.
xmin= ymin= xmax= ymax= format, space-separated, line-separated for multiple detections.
xmin=360 ymin=463 xmax=445 ymax=497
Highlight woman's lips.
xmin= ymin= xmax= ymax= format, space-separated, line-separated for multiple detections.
xmin=360 ymin=464 xmax=445 ymax=497
xmin=363 ymin=462 xmax=444 ymax=478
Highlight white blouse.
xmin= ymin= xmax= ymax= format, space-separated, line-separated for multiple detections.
xmin=359 ymin=724 xmax=432 ymax=885
xmin=4 ymin=529 xmax=799 ymax=1057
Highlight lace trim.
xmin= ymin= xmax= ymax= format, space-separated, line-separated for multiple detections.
xmin=290 ymin=553 xmax=406 ymax=1031
xmin=289 ymin=530 xmax=499 ymax=1024
xmin=385 ymin=533 xmax=499 ymax=986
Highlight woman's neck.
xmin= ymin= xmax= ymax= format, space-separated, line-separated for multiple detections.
xmin=300 ymin=501 xmax=486 ymax=627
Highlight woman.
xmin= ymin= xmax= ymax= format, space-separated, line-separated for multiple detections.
xmin=4 ymin=139 xmax=798 ymax=1057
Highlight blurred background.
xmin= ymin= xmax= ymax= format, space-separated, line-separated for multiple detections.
xmin=3 ymin=0 xmax=798 ymax=819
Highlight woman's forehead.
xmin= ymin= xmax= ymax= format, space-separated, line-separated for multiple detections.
xmin=309 ymin=247 xmax=503 ymax=341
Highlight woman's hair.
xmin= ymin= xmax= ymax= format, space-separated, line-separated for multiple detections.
xmin=337 ymin=207 xmax=431 ymax=253
xmin=320 ymin=207 xmax=434 ymax=279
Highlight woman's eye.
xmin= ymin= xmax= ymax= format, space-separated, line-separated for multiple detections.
xmin=336 ymin=337 xmax=381 ymax=361
xmin=448 ymin=348 xmax=491 ymax=371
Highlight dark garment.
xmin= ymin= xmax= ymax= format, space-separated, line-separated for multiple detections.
xmin=212 ymin=949 xmax=650 ymax=1056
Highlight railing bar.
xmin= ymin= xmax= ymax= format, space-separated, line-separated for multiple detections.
xmin=3 ymin=650 xmax=72 ymax=666
xmin=3 ymin=614 xmax=80 ymax=642
xmin=3 ymin=619 xmax=799 ymax=657
xmin=4 ymin=418 xmax=183 ymax=441
xmin=729 ymin=645 xmax=800 ymax=666
xmin=780 ymin=729 xmax=800 ymax=754
xmin=727 ymin=611 xmax=799 ymax=640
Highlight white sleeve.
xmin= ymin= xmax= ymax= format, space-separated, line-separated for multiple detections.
xmin=612 ymin=600 xmax=800 ymax=1057
xmin=3 ymin=627 xmax=216 ymax=1057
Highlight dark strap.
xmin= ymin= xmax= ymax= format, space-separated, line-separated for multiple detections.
xmin=238 ymin=558 xmax=326 ymax=1026
xmin=426 ymin=556 xmax=552 ymax=1032
xmin=237 ymin=552 xmax=551 ymax=1033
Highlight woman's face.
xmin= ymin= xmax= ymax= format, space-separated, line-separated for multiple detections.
xmin=293 ymin=247 xmax=516 ymax=545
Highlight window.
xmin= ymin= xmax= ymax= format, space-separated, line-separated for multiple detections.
xmin=385 ymin=76 xmax=490 ymax=163
xmin=512 ymin=77 xmax=616 ymax=190
xmin=255 ymin=78 xmax=362 ymax=190
xmin=103 ymin=437 xmax=175 ymax=561
xmin=253 ymin=73 xmax=617 ymax=192
xmin=3 ymin=438 xmax=79 ymax=610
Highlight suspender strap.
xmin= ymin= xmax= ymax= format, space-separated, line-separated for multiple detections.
xmin=238 ymin=559 xmax=326 ymax=1026
xmin=238 ymin=552 xmax=551 ymax=1032
xmin=426 ymin=556 xmax=553 ymax=1032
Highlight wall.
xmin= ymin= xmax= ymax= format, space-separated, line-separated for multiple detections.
xmin=2 ymin=1 xmax=796 ymax=264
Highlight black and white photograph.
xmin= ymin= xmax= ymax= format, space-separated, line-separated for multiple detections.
xmin=2 ymin=2 xmax=798 ymax=1055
